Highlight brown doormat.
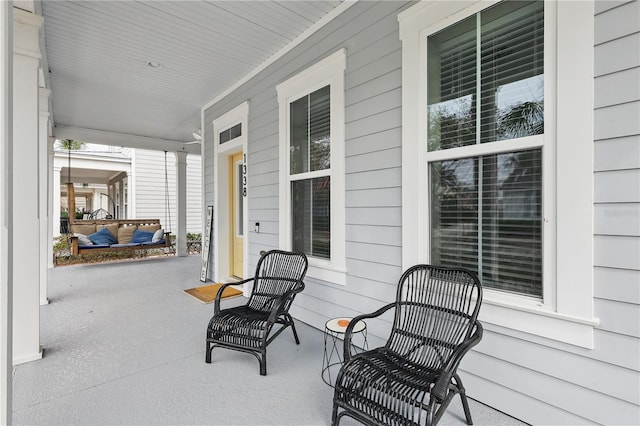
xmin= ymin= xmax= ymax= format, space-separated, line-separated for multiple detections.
xmin=183 ymin=283 xmax=243 ymax=304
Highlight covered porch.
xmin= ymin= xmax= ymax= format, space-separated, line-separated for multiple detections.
xmin=4 ymin=1 xmax=638 ymax=424
xmin=13 ymin=255 xmax=524 ymax=425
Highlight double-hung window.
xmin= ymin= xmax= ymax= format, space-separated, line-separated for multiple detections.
xmin=427 ymin=0 xmax=545 ymax=297
xmin=400 ymin=0 xmax=598 ymax=347
xmin=278 ymin=50 xmax=347 ymax=284
xmin=289 ymin=85 xmax=331 ymax=258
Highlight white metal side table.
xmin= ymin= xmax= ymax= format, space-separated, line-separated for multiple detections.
xmin=322 ymin=317 xmax=368 ymax=387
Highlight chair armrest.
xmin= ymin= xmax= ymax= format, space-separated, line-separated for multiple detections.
xmin=431 ymin=320 xmax=483 ymax=401
xmin=213 ymin=278 xmax=255 ymax=314
xmin=343 ymin=302 xmax=396 ymax=362
xmin=163 ymin=232 xmax=171 ymax=247
xmin=266 ymin=281 xmax=305 ymax=323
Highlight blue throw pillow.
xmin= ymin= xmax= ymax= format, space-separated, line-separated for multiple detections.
xmin=130 ymin=229 xmax=154 ymax=244
xmin=88 ymin=227 xmax=117 ymax=245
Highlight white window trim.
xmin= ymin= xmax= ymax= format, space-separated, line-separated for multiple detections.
xmin=277 ymin=49 xmax=347 ymax=285
xmin=399 ymin=1 xmax=599 ymax=348
xmin=212 ymin=101 xmax=249 ymax=285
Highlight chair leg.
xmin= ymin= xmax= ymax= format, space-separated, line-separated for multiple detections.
xmin=454 ymin=373 xmax=473 ymax=425
xmin=287 ymin=314 xmax=301 ymax=344
xmin=205 ymin=340 xmax=212 ymax=363
xmin=459 ymin=390 xmax=473 ymax=425
xmin=259 ymin=349 xmax=267 ymax=376
xmin=331 ymin=404 xmax=339 ymax=426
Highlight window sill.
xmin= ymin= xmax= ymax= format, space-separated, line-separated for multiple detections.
xmin=480 ymin=290 xmax=600 ymax=349
xmin=307 ymin=259 xmax=347 ymax=286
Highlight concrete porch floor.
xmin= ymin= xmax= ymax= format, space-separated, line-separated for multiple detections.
xmin=13 ymin=255 xmax=527 ymax=425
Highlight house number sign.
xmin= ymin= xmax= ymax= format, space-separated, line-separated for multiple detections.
xmin=242 ymin=153 xmax=247 ymax=197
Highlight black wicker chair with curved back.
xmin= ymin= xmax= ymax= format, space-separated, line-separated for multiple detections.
xmin=205 ymin=249 xmax=308 ymax=376
xmin=332 ymin=264 xmax=483 ymax=426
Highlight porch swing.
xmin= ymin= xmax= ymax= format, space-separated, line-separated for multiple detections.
xmin=67 ymin=150 xmax=173 ymax=256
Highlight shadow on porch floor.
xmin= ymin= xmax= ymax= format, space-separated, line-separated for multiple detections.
xmin=13 ymin=255 xmax=527 ymax=425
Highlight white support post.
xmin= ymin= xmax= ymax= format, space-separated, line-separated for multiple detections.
xmin=130 ymin=150 xmax=137 ymax=219
xmin=47 ymin=139 xmax=55 ymax=266
xmin=12 ymin=7 xmax=43 ymax=365
xmin=0 ymin=2 xmax=13 ymax=423
xmin=126 ymin=171 xmax=134 ymax=219
xmin=38 ymin=88 xmax=50 ymax=305
xmin=52 ymin=165 xmax=61 ymax=237
xmin=175 ymin=151 xmax=187 ymax=257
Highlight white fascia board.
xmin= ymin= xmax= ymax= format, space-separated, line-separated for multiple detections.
xmin=53 ymin=155 xmax=131 ymax=173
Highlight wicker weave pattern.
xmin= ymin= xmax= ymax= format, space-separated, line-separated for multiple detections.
xmin=205 ymin=250 xmax=308 ymax=375
xmin=332 ymin=265 xmax=482 ymax=426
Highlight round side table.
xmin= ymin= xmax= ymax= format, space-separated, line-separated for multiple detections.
xmin=322 ymin=317 xmax=368 ymax=387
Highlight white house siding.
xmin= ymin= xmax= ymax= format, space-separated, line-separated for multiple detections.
xmin=591 ymin=0 xmax=640 ymax=418
xmin=459 ymin=2 xmax=640 ymax=424
xmin=133 ymin=149 xmax=202 ymax=234
xmin=203 ymin=1 xmax=640 ymax=424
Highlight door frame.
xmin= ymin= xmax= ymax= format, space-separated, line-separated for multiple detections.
xmin=212 ymin=102 xmax=249 ymax=290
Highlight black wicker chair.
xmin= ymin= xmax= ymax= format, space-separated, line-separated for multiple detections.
xmin=205 ymin=250 xmax=308 ymax=375
xmin=332 ymin=265 xmax=483 ymax=426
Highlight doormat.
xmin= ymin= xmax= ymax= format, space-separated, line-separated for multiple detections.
xmin=183 ymin=283 xmax=242 ymax=304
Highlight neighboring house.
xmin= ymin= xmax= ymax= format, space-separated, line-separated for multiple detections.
xmin=202 ymin=1 xmax=640 ymax=425
xmin=53 ymin=144 xmax=202 ymax=237
xmin=131 ymin=148 xmax=202 ymax=236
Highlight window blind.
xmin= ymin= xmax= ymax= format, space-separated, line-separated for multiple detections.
xmin=428 ymin=1 xmax=544 ymax=150
xmin=219 ymin=123 xmax=241 ymax=144
xmin=427 ymin=0 xmax=544 ymax=297
xmin=430 ymin=149 xmax=542 ymax=296
xmin=291 ymin=177 xmax=330 ymax=259
xmin=289 ymin=85 xmax=331 ymax=260
xmin=480 ymin=1 xmax=544 ymax=144
xmin=290 ymin=85 xmax=330 ymax=174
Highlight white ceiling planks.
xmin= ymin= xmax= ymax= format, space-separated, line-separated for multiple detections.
xmin=41 ymin=0 xmax=345 ymax=145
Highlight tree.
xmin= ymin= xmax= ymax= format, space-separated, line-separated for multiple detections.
xmin=56 ymin=139 xmax=85 ymax=151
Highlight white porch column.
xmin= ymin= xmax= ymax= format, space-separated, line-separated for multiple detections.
xmin=130 ymin=151 xmax=137 ymax=219
xmin=52 ymin=165 xmax=61 ymax=237
xmin=175 ymin=151 xmax=187 ymax=257
xmin=126 ymin=171 xmax=134 ymax=219
xmin=0 ymin=2 xmax=13 ymax=423
xmin=47 ymin=139 xmax=55 ymax=266
xmin=118 ymin=179 xmax=123 ymax=219
xmin=38 ymin=88 xmax=50 ymax=305
xmin=12 ymin=7 xmax=43 ymax=365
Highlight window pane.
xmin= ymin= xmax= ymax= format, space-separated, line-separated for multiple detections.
xmin=480 ymin=1 xmax=544 ymax=143
xmin=427 ymin=15 xmax=477 ymax=151
xmin=430 ymin=157 xmax=479 ymax=270
xmin=309 ymin=86 xmax=331 ymax=171
xmin=431 ymin=148 xmax=542 ymax=296
xmin=290 ymin=85 xmax=330 ymax=174
xmin=427 ymin=0 xmax=544 ymax=151
xmin=291 ymin=177 xmax=330 ymax=259
xmin=220 ymin=123 xmax=242 ymax=144
xmin=229 ymin=123 xmax=242 ymax=140
xmin=290 ymin=96 xmax=309 ymax=174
